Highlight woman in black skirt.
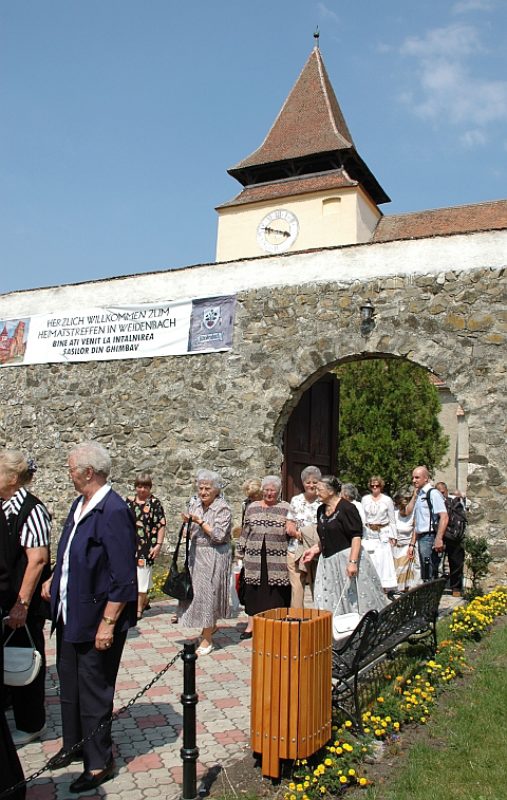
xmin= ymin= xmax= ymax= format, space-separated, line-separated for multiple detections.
xmin=0 ymin=505 xmax=26 ymax=800
xmin=236 ymin=475 xmax=293 ymax=639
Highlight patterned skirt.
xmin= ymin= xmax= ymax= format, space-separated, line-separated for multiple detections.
xmin=178 ymin=542 xmax=232 ymax=628
xmin=313 ymin=546 xmax=388 ymax=616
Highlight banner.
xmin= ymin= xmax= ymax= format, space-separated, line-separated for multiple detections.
xmin=0 ymin=296 xmax=236 ymax=367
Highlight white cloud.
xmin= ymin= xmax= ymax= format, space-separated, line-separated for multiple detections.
xmin=460 ymin=129 xmax=488 ymax=147
xmin=452 ymin=0 xmax=495 ymax=14
xmin=398 ymin=23 xmax=507 ymax=136
xmin=317 ymin=3 xmax=341 ymax=24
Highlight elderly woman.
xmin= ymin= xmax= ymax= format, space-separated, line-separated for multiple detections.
xmin=303 ymin=475 xmax=386 ymax=617
xmin=236 ymin=475 xmax=291 ymax=639
xmin=179 ymin=469 xmax=232 ymax=656
xmin=126 ymin=472 xmax=166 ymax=620
xmin=0 ymin=505 xmax=26 ymax=799
xmin=0 ymin=449 xmax=51 ymax=747
xmin=42 ymin=441 xmax=137 ymax=794
xmin=286 ymin=465 xmax=322 ymax=608
xmin=361 ymin=476 xmax=398 ymax=592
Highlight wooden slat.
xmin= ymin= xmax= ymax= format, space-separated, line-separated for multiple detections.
xmin=261 ymin=618 xmax=275 ymax=777
xmin=287 ymin=616 xmax=300 ymax=760
xmin=251 ymin=614 xmax=265 ymax=753
xmin=279 ymin=618 xmax=291 ymax=760
xmin=268 ymin=616 xmax=282 ymax=774
xmin=298 ymin=613 xmax=310 ymax=757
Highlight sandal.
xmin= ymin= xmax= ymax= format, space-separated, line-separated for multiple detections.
xmin=171 ymin=613 xmax=178 ymax=624
xmin=137 ymin=611 xmax=144 ymax=620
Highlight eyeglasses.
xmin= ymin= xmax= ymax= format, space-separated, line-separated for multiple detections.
xmin=370 ymin=483 xmax=380 ymax=488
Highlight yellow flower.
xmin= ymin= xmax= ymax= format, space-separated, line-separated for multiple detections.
xmin=348 ymin=769 xmax=356 ymax=776
xmin=339 ymin=776 xmax=347 ymax=784
xmin=319 ymin=787 xmax=327 ymax=794
xmin=289 ymin=783 xmax=296 ymax=791
xmin=359 ymin=777 xmax=368 ymax=786
xmin=324 ymin=759 xmax=332 ymax=767
xmin=344 ymin=720 xmax=353 ymax=728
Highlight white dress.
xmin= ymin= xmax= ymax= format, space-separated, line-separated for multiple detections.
xmin=393 ymin=509 xmax=421 ymax=590
xmin=361 ymin=493 xmax=398 ymax=590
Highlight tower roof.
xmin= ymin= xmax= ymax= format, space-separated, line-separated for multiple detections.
xmin=228 ymin=47 xmax=389 ymax=205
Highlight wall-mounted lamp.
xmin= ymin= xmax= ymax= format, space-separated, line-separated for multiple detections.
xmin=360 ymin=299 xmax=376 ymax=335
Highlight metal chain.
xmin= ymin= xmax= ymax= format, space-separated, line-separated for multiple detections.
xmin=0 ymin=648 xmax=183 ymax=800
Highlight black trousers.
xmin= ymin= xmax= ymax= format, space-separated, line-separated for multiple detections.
xmin=445 ymin=538 xmax=465 ymax=591
xmin=0 ymin=618 xmax=26 ymax=800
xmin=3 ymin=614 xmax=46 ymax=733
xmin=56 ymin=625 xmax=127 ymax=771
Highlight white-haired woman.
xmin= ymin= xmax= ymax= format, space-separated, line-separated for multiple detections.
xmin=286 ymin=465 xmax=322 ymax=608
xmin=236 ymin=475 xmax=291 ymax=639
xmin=0 ymin=449 xmax=51 ymax=747
xmin=179 ymin=470 xmax=232 ymax=656
xmin=42 ymin=441 xmax=137 ymax=793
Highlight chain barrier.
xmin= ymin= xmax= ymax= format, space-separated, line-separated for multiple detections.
xmin=0 ymin=648 xmax=183 ymax=800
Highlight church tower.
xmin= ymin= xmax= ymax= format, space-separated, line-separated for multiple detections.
xmin=216 ymin=45 xmax=390 ymax=261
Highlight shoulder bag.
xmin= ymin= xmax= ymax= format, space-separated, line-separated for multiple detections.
xmin=332 ymin=576 xmax=362 ymax=642
xmin=162 ymin=518 xmax=194 ymax=602
xmin=4 ymin=624 xmax=42 ymax=687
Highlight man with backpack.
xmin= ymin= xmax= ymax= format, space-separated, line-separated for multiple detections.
xmin=406 ymin=466 xmax=448 ymax=582
xmin=436 ymin=482 xmax=467 ymax=597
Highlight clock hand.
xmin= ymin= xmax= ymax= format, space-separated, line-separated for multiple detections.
xmin=264 ymin=226 xmax=291 ymax=238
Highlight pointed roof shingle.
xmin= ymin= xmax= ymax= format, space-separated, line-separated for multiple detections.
xmin=231 ymin=47 xmax=354 ymax=170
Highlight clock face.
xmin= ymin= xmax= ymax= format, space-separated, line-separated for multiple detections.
xmin=256 ymin=209 xmax=299 ymax=254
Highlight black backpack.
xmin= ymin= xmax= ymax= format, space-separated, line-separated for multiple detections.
xmin=444 ymin=496 xmax=467 ymax=544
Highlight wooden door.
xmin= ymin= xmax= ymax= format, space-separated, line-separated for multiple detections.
xmin=282 ymin=374 xmax=339 ymax=500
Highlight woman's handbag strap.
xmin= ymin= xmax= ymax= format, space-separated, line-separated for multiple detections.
xmin=4 ymin=623 xmax=36 ymax=649
xmin=332 ymin=574 xmax=361 ymax=616
xmin=172 ymin=517 xmax=193 ymax=566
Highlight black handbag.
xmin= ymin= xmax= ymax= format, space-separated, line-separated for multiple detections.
xmin=162 ymin=519 xmax=193 ymax=602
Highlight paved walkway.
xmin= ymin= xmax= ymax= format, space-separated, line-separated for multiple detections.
xmin=12 ymin=594 xmax=462 ymax=799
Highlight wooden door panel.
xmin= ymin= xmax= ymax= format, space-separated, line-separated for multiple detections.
xmin=282 ymin=374 xmax=339 ymax=500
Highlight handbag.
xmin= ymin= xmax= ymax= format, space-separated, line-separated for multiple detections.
xmin=162 ymin=519 xmax=194 ymax=602
xmin=4 ymin=624 xmax=42 ymax=687
xmin=332 ymin=577 xmax=362 ymax=642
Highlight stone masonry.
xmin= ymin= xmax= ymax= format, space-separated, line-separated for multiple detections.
xmin=0 ymin=231 xmax=506 ymax=579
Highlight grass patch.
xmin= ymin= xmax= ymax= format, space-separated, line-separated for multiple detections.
xmin=361 ymin=619 xmax=507 ymax=800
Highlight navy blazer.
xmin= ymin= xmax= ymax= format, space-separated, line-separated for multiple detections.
xmin=50 ymin=488 xmax=137 ymax=643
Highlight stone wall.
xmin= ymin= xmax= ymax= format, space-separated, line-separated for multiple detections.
xmin=0 ymin=232 xmax=506 ymax=580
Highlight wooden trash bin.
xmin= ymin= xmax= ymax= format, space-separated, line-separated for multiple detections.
xmin=251 ymin=607 xmax=332 ymax=779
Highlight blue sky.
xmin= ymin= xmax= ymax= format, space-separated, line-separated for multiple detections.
xmin=1 ymin=0 xmax=506 ymax=295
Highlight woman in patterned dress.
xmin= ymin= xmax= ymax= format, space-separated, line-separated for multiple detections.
xmin=303 ymin=475 xmax=387 ymax=618
xmin=126 ymin=472 xmax=166 ymax=619
xmin=236 ymin=475 xmax=291 ymax=639
xmin=179 ymin=470 xmax=232 ymax=656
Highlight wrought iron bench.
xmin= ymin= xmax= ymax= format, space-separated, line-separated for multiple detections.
xmin=331 ymin=577 xmax=446 ymax=729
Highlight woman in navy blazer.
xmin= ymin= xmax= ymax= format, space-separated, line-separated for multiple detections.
xmin=42 ymin=441 xmax=137 ymax=794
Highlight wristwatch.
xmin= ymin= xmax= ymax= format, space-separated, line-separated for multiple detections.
xmin=17 ymin=597 xmax=29 ymax=607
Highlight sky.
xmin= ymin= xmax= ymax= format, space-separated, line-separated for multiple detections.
xmin=1 ymin=0 xmax=506 ymax=296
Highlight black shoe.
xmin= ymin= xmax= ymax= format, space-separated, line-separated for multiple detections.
xmin=49 ymin=746 xmax=83 ymax=769
xmin=69 ymin=760 xmax=115 ymax=793
xmin=240 ymin=631 xmax=252 ymax=640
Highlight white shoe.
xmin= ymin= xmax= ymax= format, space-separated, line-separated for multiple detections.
xmin=12 ymin=725 xmax=46 ymax=747
xmin=196 ymin=643 xmax=214 ymax=656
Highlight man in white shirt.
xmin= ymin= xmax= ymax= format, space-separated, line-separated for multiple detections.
xmin=406 ymin=466 xmax=448 ymax=581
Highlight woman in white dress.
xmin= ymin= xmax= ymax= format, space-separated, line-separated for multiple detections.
xmin=393 ymin=493 xmax=421 ymax=591
xmin=361 ymin=476 xmax=397 ymax=592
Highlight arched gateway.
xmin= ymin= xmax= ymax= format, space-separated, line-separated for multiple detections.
xmin=0 ymin=46 xmax=506 ymax=579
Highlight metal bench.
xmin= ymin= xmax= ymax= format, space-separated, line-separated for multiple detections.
xmin=331 ymin=577 xmax=446 ymax=729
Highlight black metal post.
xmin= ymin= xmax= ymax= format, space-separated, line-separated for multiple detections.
xmin=181 ymin=642 xmax=199 ymax=800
